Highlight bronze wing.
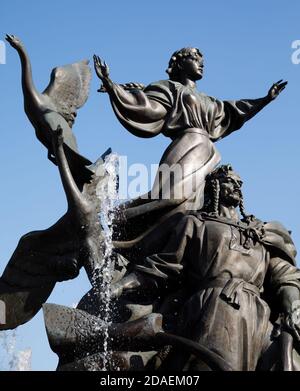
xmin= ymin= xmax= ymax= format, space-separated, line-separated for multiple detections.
xmin=43 ymin=60 xmax=92 ymax=126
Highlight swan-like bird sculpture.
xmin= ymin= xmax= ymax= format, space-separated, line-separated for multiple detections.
xmin=6 ymin=34 xmax=93 ymax=186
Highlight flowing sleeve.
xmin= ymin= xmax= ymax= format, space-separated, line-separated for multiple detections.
xmin=107 ymin=80 xmax=173 ymax=138
xmin=208 ymin=95 xmax=271 ymax=141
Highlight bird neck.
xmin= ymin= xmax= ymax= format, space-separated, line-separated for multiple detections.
xmin=17 ymin=46 xmax=40 ymax=106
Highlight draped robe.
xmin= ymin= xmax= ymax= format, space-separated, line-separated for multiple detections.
xmin=108 ymin=79 xmax=272 ymax=244
xmin=132 ymin=213 xmax=300 ymax=370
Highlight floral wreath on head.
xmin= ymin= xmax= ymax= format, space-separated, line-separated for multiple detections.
xmin=166 ymin=47 xmax=203 ymax=80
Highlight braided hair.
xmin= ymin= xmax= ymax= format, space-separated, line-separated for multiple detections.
xmin=239 ymin=194 xmax=254 ymax=223
xmin=166 ymin=47 xmax=203 ymax=82
xmin=210 ymin=178 xmax=220 ymax=216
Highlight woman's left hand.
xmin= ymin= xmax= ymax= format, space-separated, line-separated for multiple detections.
xmin=268 ymin=80 xmax=288 ymax=100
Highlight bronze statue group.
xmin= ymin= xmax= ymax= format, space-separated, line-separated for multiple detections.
xmin=1 ymin=35 xmax=299 ymax=371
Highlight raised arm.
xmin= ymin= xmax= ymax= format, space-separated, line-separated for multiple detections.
xmin=209 ymin=80 xmax=288 ymax=141
xmin=229 ymin=80 xmax=287 ymax=122
xmin=93 ymin=55 xmax=167 ymax=137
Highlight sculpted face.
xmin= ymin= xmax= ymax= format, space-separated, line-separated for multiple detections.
xmin=180 ymin=52 xmax=204 ymax=81
xmin=219 ymin=172 xmax=243 ymax=207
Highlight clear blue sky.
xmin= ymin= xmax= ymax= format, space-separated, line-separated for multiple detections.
xmin=0 ymin=0 xmax=299 ymax=370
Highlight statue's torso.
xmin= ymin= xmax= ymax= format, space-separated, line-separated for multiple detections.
xmin=187 ymin=218 xmax=268 ymax=289
xmin=148 ymin=80 xmax=218 ymax=137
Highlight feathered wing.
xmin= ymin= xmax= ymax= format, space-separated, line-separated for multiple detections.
xmin=41 ymin=60 xmax=93 ymax=187
xmin=43 ymin=60 xmax=92 ymax=122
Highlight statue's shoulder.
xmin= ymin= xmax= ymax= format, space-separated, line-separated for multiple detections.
xmin=144 ymin=80 xmax=176 ymax=107
xmin=262 ymin=220 xmax=297 ymax=264
xmin=144 ymin=79 xmax=174 ymax=91
xmin=263 ymin=220 xmax=294 ymax=243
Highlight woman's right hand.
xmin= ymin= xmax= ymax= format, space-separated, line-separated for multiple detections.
xmin=93 ymin=54 xmax=110 ymax=82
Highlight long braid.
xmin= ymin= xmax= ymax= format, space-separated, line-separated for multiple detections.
xmin=211 ymin=179 xmax=220 ymax=216
xmin=239 ymin=194 xmax=254 ymax=224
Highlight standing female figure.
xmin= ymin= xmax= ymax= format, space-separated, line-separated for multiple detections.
xmin=94 ymin=48 xmax=286 ymax=241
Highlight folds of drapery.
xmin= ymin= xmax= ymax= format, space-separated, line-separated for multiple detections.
xmin=109 ymin=79 xmax=272 ymax=254
xmin=107 ymin=79 xmax=271 ymax=142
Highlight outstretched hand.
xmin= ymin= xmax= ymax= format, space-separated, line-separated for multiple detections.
xmin=268 ymin=80 xmax=288 ymax=100
xmin=5 ymin=34 xmax=23 ymax=50
xmin=93 ymin=54 xmax=110 ymax=81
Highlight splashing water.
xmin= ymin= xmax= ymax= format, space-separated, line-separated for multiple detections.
xmin=0 ymin=154 xmax=119 ymax=372
xmin=15 ymin=349 xmax=32 ymax=371
xmin=0 ymin=330 xmax=32 ymax=371
xmin=0 ymin=330 xmax=18 ymax=370
xmin=95 ymin=152 xmax=120 ymax=370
